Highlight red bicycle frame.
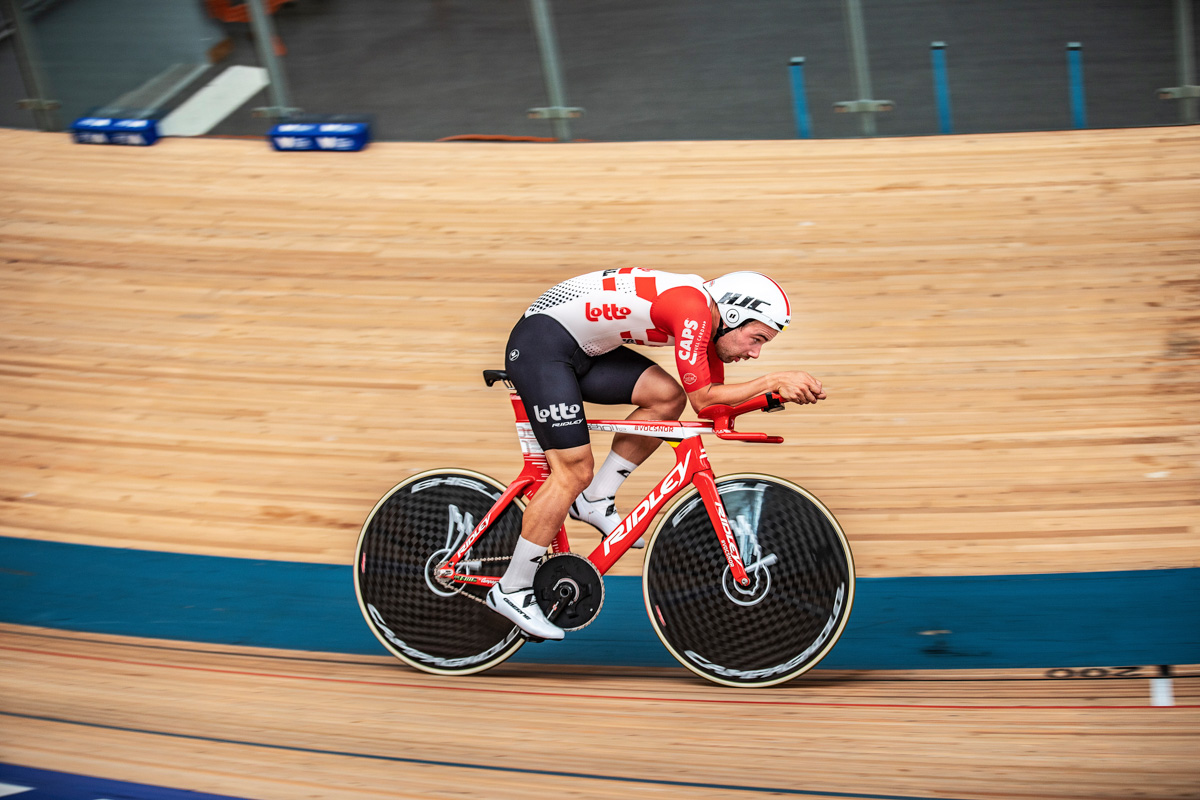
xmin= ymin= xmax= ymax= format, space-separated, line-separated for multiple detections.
xmin=436 ymin=386 xmax=786 ymax=589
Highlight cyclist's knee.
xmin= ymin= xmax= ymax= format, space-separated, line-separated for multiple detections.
xmin=547 ymin=446 xmax=594 ymax=493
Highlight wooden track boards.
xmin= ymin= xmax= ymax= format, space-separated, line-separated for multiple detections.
xmin=2 ymin=625 xmax=1197 ymax=799
xmin=1 ymin=127 xmax=1197 ymax=578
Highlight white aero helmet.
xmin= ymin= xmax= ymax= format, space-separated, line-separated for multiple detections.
xmin=703 ymin=272 xmax=792 ymax=335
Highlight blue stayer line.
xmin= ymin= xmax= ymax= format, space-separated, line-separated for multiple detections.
xmin=0 ymin=718 xmax=973 ymax=800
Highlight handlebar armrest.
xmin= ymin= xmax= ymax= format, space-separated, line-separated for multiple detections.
xmin=698 ymin=392 xmax=786 ymax=443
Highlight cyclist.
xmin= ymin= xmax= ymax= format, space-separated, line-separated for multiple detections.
xmin=486 ymin=268 xmax=827 ymax=639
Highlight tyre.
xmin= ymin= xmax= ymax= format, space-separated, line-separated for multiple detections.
xmin=643 ymin=474 xmax=854 ymax=687
xmin=354 ymin=469 xmax=526 ymax=675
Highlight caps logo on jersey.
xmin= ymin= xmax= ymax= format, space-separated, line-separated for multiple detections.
xmin=677 ymin=318 xmax=701 ymax=366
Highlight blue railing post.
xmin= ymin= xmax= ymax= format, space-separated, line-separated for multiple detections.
xmin=930 ymin=41 xmax=953 ymax=134
xmin=1067 ymin=42 xmax=1087 ymax=129
xmin=788 ymin=57 xmax=813 ymax=139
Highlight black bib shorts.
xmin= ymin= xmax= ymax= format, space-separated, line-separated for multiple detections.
xmin=504 ymin=314 xmax=656 ymax=452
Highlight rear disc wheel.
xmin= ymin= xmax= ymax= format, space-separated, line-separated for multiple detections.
xmin=354 ymin=469 xmax=526 ymax=676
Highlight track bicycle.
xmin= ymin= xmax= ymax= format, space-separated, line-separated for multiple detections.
xmin=354 ymin=369 xmax=854 ymax=688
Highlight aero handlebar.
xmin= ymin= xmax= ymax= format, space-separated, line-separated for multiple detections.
xmin=698 ymin=393 xmax=787 ymax=444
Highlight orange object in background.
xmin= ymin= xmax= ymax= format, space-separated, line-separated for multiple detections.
xmin=206 ymin=0 xmax=290 ymax=56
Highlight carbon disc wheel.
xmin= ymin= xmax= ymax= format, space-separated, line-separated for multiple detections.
xmin=643 ymin=474 xmax=854 ymax=688
xmin=354 ymin=469 xmax=526 ymax=676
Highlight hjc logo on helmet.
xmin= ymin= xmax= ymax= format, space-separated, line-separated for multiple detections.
xmin=717 ymin=292 xmax=770 ymax=312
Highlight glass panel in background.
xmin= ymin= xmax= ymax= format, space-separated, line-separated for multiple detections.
xmin=11 ymin=0 xmax=227 ymax=129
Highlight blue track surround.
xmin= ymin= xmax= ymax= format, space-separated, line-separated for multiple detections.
xmin=0 ymin=763 xmax=250 ymax=800
xmin=0 ymin=750 xmax=986 ymax=800
xmin=1 ymin=536 xmax=1197 ymax=669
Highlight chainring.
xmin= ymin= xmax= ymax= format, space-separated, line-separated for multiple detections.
xmin=532 ymin=553 xmax=605 ymax=632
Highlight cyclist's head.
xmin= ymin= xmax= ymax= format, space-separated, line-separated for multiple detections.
xmin=703 ymin=272 xmax=791 ymax=337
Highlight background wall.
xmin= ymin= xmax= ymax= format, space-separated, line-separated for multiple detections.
xmin=1 ymin=0 xmax=1195 ymax=139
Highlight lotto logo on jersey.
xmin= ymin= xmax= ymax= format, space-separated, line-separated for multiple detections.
xmin=585 ymin=302 xmax=631 ymax=321
xmin=677 ymin=318 xmax=701 ymax=365
xmin=534 ymin=403 xmax=581 ymax=423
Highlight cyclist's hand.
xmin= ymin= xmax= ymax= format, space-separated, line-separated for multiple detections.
xmin=773 ymin=371 xmax=826 ymax=405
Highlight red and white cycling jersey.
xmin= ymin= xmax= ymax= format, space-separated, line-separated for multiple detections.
xmin=525 ymin=268 xmax=725 ymax=391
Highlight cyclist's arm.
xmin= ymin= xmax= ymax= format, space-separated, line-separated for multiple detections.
xmin=685 ymin=371 xmax=825 ymax=412
xmin=650 ymin=286 xmax=826 ymax=413
xmin=649 ymin=286 xmax=721 ymax=395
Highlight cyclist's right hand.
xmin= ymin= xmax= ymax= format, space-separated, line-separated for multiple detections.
xmin=771 ymin=371 xmax=826 ymax=405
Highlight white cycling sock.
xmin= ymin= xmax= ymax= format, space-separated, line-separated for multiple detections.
xmin=499 ymin=536 xmax=548 ymax=592
xmin=584 ymin=451 xmax=638 ymax=501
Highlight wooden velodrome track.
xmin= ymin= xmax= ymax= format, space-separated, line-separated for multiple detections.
xmin=1 ymin=127 xmax=1198 ymax=797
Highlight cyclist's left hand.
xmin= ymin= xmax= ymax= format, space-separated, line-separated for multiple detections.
xmin=772 ymin=371 xmax=826 ymax=405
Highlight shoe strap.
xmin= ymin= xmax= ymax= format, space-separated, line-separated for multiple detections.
xmin=581 ymin=493 xmax=618 ymax=516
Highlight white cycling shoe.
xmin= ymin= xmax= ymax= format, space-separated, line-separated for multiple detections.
xmin=569 ymin=493 xmax=644 ymax=548
xmin=486 ymin=584 xmax=565 ymax=641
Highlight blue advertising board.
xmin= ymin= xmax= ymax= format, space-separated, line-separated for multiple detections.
xmin=268 ymin=121 xmax=370 ymax=152
xmin=71 ymin=117 xmax=160 ymax=146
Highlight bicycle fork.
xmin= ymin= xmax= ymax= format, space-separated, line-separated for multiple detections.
xmin=692 ymin=467 xmax=752 ymax=587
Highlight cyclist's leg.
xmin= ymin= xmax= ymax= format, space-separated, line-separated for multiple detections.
xmin=573 ymin=354 xmax=686 ymax=538
xmin=487 ymin=444 xmax=591 ymax=640
xmin=614 ymin=364 xmax=688 ymax=464
xmin=512 ymin=445 xmax=593 ymax=550
xmin=492 ymin=315 xmax=595 ymax=638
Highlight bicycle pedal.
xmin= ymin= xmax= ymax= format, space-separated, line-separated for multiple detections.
xmin=519 ymin=631 xmax=547 ymax=643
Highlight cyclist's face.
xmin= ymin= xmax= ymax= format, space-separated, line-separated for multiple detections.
xmin=715 ymin=321 xmax=777 ymax=363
